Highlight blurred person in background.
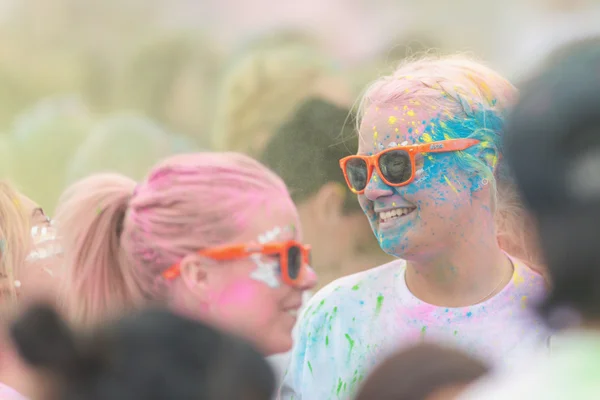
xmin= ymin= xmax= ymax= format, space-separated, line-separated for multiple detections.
xmin=12 ymin=304 xmax=275 ymax=400
xmin=282 ymin=56 xmax=548 ymax=399
xmin=261 ymin=98 xmax=392 ymax=290
xmin=211 ymin=31 xmax=353 ymax=155
xmin=55 ymin=152 xmax=316 ymax=357
xmin=462 ymin=36 xmax=600 ymax=400
xmin=9 ymin=96 xmax=94 ymax=213
xmin=260 ymin=97 xmax=392 ymax=386
xmin=356 ymin=343 xmax=489 ymax=400
xmin=119 ymin=33 xmax=222 ymax=148
xmin=0 ymin=181 xmax=62 ymax=399
xmin=64 ymin=114 xmax=199 ymax=185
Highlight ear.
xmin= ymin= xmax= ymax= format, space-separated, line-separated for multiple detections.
xmin=312 ymin=182 xmax=347 ymax=225
xmin=476 ymin=142 xmax=500 ymax=176
xmin=178 ymin=254 xmax=210 ymax=301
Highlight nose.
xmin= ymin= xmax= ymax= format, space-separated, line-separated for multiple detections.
xmin=298 ymin=266 xmax=317 ymax=291
xmin=364 ymin=171 xmax=394 ymax=201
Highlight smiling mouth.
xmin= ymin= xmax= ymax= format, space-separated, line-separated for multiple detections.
xmin=378 ymin=207 xmax=416 ymax=223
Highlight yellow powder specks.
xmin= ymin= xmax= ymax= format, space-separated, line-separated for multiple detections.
xmin=513 ymin=268 xmax=524 ymax=287
xmin=521 ymin=296 xmax=528 ymax=309
xmin=443 ymin=175 xmax=459 ymax=194
xmin=374 ymin=131 xmax=379 ymax=141
xmin=406 ymin=110 xmax=415 ymax=117
xmin=375 ymin=107 xmax=380 ymax=112
xmin=403 ymin=105 xmax=408 ymax=111
xmin=404 ymin=89 xmax=410 ymax=94
xmin=443 ymin=133 xmax=452 ymax=141
xmin=372 ymin=175 xmax=378 ymax=182
xmin=431 ymin=105 xmax=438 ymax=110
xmin=409 ymin=99 xmax=421 ymax=106
xmin=395 ymin=128 xmax=399 ymax=132
xmin=415 ymin=129 xmax=420 ymax=134
xmin=373 ymin=125 xmax=377 ymax=130
xmin=392 ymin=202 xmax=397 ymax=207
xmin=421 ymin=133 xmax=433 ymax=143
xmin=388 ymin=116 xmax=397 ymax=125
xmin=443 ymin=111 xmax=453 ymax=118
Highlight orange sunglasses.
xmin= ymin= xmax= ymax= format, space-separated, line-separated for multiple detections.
xmin=161 ymin=240 xmax=311 ymax=288
xmin=339 ymin=138 xmax=480 ymax=194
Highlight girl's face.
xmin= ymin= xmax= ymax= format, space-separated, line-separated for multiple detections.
xmin=198 ymin=203 xmax=316 ymax=355
xmin=357 ymin=103 xmax=485 ymax=259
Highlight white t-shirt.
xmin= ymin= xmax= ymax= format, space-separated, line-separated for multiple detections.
xmin=0 ymin=383 xmax=28 ymax=400
xmin=460 ymin=330 xmax=600 ymax=400
xmin=280 ymin=257 xmax=550 ymax=400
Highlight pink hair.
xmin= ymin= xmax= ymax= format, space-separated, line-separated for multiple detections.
xmin=358 ymin=55 xmax=541 ymax=267
xmin=55 ymin=152 xmax=295 ymax=326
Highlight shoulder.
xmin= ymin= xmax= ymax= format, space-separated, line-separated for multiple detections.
xmin=299 ymin=259 xmax=405 ymax=329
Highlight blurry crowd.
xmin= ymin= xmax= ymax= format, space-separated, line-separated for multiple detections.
xmin=2 ymin=1 xmax=600 ymax=400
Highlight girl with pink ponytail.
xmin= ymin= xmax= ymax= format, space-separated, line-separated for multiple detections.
xmin=55 ymin=152 xmax=316 ymax=355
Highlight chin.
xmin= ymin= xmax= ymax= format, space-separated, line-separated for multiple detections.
xmin=262 ymin=336 xmax=293 ymax=356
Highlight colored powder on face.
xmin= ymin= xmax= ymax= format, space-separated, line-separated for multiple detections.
xmin=375 ymin=294 xmax=384 ymax=316
xmin=421 ymin=133 xmax=433 ymax=142
xmin=407 ymin=110 xmax=416 ymax=117
xmin=443 ymin=175 xmax=459 ymax=194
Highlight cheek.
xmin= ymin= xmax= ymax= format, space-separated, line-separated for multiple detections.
xmin=213 ymin=279 xmax=279 ymax=321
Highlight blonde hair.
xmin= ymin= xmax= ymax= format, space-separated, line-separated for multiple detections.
xmin=212 ymin=36 xmax=336 ymax=154
xmin=0 ymin=181 xmax=32 ymax=314
xmin=359 ymin=55 xmax=539 ymax=266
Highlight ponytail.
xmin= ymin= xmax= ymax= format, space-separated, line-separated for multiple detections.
xmin=55 ymin=174 xmax=144 ymax=327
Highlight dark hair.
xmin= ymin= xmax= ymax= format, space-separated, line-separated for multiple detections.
xmin=260 ymin=97 xmax=360 ymax=212
xmin=504 ymin=36 xmax=600 ymax=324
xmin=11 ymin=305 xmax=275 ymax=400
xmin=355 ymin=343 xmax=489 ymax=400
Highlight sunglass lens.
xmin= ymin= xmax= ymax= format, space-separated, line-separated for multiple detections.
xmin=379 ymin=150 xmax=412 ymax=184
xmin=346 ymin=158 xmax=369 ymax=191
xmin=286 ymin=246 xmax=302 ymax=280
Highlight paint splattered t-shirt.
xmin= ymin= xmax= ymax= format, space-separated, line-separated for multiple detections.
xmin=460 ymin=330 xmax=600 ymax=400
xmin=280 ymin=257 xmax=549 ymax=400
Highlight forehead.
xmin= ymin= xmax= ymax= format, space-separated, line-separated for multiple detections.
xmin=236 ymin=201 xmax=300 ymax=243
xmin=358 ymin=102 xmax=440 ymax=155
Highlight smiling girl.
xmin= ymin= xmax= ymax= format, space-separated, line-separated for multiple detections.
xmin=55 ymin=152 xmax=316 ymax=356
xmin=281 ymin=56 xmax=549 ymax=399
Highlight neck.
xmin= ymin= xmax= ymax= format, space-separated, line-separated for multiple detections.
xmin=0 ymin=336 xmax=39 ymax=399
xmin=405 ymin=218 xmax=513 ymax=307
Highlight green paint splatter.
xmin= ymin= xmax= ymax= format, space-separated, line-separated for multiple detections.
xmin=420 ymin=326 xmax=427 ymax=340
xmin=336 ymin=378 xmax=343 ymax=395
xmin=345 ymin=333 xmax=355 ymax=356
xmin=325 ymin=335 xmax=329 ymax=346
xmin=375 ymin=294 xmax=385 ymax=316
xmin=312 ymin=299 xmax=326 ymax=316
xmin=454 ymin=330 xmax=458 ymax=335
xmin=307 ymin=361 xmax=313 ymax=375
xmin=352 ymin=284 xmax=360 ymax=291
